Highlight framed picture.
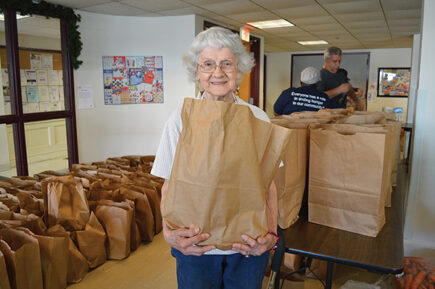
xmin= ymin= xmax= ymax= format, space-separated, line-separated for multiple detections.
xmin=377 ymin=67 xmax=410 ymax=97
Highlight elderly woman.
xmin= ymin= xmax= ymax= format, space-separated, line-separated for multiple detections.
xmin=151 ymin=27 xmax=278 ymax=289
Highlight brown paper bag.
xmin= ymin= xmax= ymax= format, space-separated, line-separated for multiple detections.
xmin=118 ymin=186 xmax=154 ymax=241
xmin=164 ymin=99 xmax=290 ymax=249
xmin=124 ymin=184 xmax=161 ymax=234
xmin=74 ymin=212 xmax=106 ymax=268
xmin=308 ymin=125 xmax=387 ymax=236
xmin=15 ymin=228 xmax=68 ymax=289
xmin=0 ymin=250 xmax=11 ymax=289
xmin=0 ymin=228 xmax=43 ymax=289
xmin=273 ymin=127 xmax=308 ymax=229
xmin=42 ymin=175 xmax=90 ymax=231
xmin=95 ymin=200 xmax=133 ymax=260
xmin=45 ymin=225 xmax=88 ymax=284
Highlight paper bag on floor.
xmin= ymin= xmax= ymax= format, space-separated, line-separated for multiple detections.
xmin=164 ymin=98 xmax=290 ymax=249
xmin=95 ymin=200 xmax=133 ymax=260
xmin=42 ymin=175 xmax=90 ymax=231
xmin=45 ymin=225 xmax=88 ymax=284
xmin=309 ymin=125 xmax=387 ymax=237
xmin=118 ymin=186 xmax=155 ymax=242
xmin=124 ymin=184 xmax=161 ymax=234
xmin=0 ymin=251 xmax=11 ymax=289
xmin=0 ymin=228 xmax=43 ymax=289
xmin=15 ymin=227 xmax=68 ymax=289
xmin=74 ymin=212 xmax=106 ymax=268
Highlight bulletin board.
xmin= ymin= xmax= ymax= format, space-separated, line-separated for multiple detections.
xmin=0 ymin=47 xmax=64 ymax=113
xmin=102 ymin=56 xmax=164 ymax=105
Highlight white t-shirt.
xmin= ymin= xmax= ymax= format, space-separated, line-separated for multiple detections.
xmin=151 ymin=96 xmax=270 ymax=255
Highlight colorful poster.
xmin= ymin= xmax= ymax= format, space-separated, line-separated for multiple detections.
xmin=102 ymin=56 xmax=164 ymax=105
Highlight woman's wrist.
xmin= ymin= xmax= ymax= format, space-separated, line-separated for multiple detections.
xmin=267 ymin=231 xmax=279 ymax=250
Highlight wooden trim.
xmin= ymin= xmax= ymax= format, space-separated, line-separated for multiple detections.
xmin=61 ymin=18 xmax=79 ymax=166
xmin=5 ymin=9 xmax=28 ymax=176
xmin=263 ymin=54 xmax=267 ymax=111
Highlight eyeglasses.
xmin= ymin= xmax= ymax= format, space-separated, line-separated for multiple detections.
xmin=198 ymin=60 xmax=236 ymax=73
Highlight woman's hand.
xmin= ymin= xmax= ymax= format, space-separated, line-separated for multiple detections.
xmin=231 ymin=233 xmax=277 ymax=257
xmin=162 ymin=221 xmax=216 ymax=256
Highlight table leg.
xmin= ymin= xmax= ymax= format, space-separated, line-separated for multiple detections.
xmin=325 ymin=262 xmax=334 ymax=289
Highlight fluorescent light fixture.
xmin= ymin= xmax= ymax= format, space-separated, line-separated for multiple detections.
xmin=298 ymin=40 xmax=329 ymax=45
xmin=247 ymin=19 xmax=294 ymax=29
xmin=0 ymin=13 xmax=31 ymax=21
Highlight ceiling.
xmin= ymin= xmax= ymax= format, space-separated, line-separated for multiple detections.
xmin=12 ymin=0 xmax=424 ymax=52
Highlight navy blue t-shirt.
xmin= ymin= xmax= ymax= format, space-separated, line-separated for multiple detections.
xmin=273 ymin=86 xmax=330 ymax=115
xmin=317 ymin=68 xmax=349 ymax=108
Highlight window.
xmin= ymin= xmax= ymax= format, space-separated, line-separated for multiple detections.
xmin=0 ymin=9 xmax=77 ymax=177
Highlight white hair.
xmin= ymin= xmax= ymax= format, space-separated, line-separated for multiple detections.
xmin=182 ymin=26 xmax=255 ymax=85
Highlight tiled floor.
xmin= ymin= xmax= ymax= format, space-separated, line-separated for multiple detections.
xmin=66 ymin=232 xmax=393 ymax=289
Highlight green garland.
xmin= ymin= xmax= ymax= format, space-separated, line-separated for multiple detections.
xmin=0 ymin=0 xmax=82 ymax=69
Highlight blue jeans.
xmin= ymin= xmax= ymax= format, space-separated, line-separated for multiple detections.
xmin=171 ymin=248 xmax=270 ymax=289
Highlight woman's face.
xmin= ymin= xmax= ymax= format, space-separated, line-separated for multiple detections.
xmin=196 ymin=46 xmax=238 ymax=101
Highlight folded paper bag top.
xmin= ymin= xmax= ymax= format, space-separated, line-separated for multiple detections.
xmin=163 ymin=98 xmax=290 ymax=250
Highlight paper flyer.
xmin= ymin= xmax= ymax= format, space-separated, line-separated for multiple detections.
xmin=25 ymin=70 xmax=37 ymax=85
xmin=38 ymin=85 xmax=49 ymax=102
xmin=48 ymin=70 xmax=59 ymax=85
xmin=30 ymin=53 xmax=42 ymax=69
xmin=26 ymin=86 xmax=39 ymax=103
xmin=37 ymin=70 xmax=48 ymax=85
xmin=76 ymin=85 xmax=95 ymax=110
xmin=41 ymin=54 xmax=53 ymax=69
xmin=49 ymin=86 xmax=59 ymax=102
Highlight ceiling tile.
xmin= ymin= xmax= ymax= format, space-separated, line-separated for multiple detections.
xmin=200 ymin=0 xmax=264 ymax=15
xmin=342 ymin=20 xmax=386 ymax=29
xmin=158 ymin=6 xmax=210 ymax=16
xmin=380 ymin=0 xmax=422 ymax=11
xmin=45 ymin=0 xmax=112 ymax=9
xmin=335 ymin=11 xmax=384 ymax=22
xmin=250 ymin=0 xmax=316 ymax=10
xmin=385 ymin=9 xmax=421 ymax=19
xmin=182 ymin=0 xmax=232 ymax=5
xmin=226 ymin=11 xmax=277 ymax=23
xmin=272 ymin=5 xmax=329 ymax=19
xmin=322 ymin=0 xmax=381 ymax=14
xmin=120 ymin=0 xmax=190 ymax=12
xmin=289 ymin=16 xmax=336 ymax=26
xmin=83 ymin=2 xmax=150 ymax=15
xmin=206 ymin=15 xmax=243 ymax=27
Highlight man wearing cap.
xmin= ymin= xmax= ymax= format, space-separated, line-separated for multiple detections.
xmin=273 ymin=66 xmax=330 ymax=116
xmin=318 ymin=46 xmax=363 ymax=109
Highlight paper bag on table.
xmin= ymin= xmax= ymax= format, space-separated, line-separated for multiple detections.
xmin=95 ymin=200 xmax=133 ymax=260
xmin=308 ymin=124 xmax=387 ymax=237
xmin=164 ymin=98 xmax=290 ymax=250
xmin=42 ymin=175 xmax=90 ymax=231
xmin=0 ymin=228 xmax=43 ymax=289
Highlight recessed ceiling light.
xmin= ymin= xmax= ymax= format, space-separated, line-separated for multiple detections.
xmin=297 ymin=40 xmax=329 ymax=45
xmin=247 ymin=19 xmax=294 ymax=29
xmin=0 ymin=13 xmax=31 ymax=21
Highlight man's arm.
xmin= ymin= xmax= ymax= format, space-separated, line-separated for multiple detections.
xmin=324 ymin=82 xmax=352 ymax=99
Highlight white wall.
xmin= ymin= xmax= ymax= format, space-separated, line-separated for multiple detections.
xmin=74 ymin=12 xmax=196 ymax=163
xmin=265 ymin=48 xmax=411 ymax=119
xmin=404 ymin=0 xmax=435 ymax=257
xmin=264 ymin=52 xmax=291 ymax=116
